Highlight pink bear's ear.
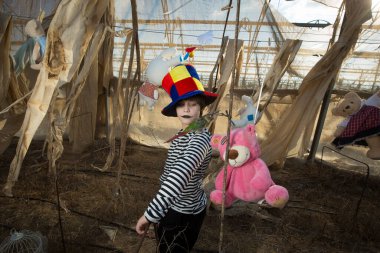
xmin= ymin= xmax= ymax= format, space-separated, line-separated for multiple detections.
xmin=245 ymin=124 xmax=256 ymax=136
xmin=211 ymin=134 xmax=223 ymax=149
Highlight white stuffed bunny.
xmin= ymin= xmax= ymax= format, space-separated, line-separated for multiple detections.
xmin=145 ymin=48 xmax=183 ymax=86
xmin=232 ymin=95 xmax=260 ymax=128
xmin=138 ymin=48 xmax=185 ymax=110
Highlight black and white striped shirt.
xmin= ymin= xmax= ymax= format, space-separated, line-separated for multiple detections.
xmin=144 ymin=129 xmax=212 ymax=223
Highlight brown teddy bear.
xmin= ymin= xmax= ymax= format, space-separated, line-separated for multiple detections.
xmin=332 ymin=91 xmax=380 ymax=160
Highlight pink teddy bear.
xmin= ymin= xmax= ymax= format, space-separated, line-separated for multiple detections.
xmin=210 ymin=124 xmax=289 ymax=209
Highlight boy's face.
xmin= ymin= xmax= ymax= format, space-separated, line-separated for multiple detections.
xmin=176 ymin=98 xmax=201 ymax=128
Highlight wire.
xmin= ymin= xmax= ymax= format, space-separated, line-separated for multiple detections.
xmin=6 ymin=11 xmax=380 ymax=45
xmin=112 ymin=26 xmax=380 ymax=45
xmin=55 ymin=171 xmax=67 ymax=253
xmin=162 ymin=0 xmax=193 ymax=15
xmin=135 ymin=27 xmax=380 ymax=43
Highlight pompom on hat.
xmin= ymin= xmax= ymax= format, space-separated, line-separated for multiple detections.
xmin=161 ymin=64 xmax=218 ymax=117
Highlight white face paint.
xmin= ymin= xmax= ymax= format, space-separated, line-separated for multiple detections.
xmin=176 ymin=99 xmax=201 ymax=129
xmin=228 ymin=145 xmax=250 ymax=167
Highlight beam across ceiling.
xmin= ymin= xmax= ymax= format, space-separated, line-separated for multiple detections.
xmin=113 ymin=42 xmax=380 ymax=59
xmin=115 ymin=19 xmax=380 ymax=29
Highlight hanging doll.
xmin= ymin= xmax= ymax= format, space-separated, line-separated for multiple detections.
xmin=13 ymin=19 xmax=46 ymax=75
xmin=332 ymin=91 xmax=380 ymax=160
xmin=138 ymin=47 xmax=195 ymax=110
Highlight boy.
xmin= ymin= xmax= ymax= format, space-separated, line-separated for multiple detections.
xmin=136 ymin=64 xmax=218 ymax=252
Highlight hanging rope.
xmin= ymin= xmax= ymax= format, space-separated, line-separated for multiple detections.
xmin=243 ymin=1 xmax=268 ymax=87
xmin=218 ymin=0 xmax=241 ymax=252
xmin=0 ymin=91 xmax=32 ymax=116
xmin=211 ymin=0 xmax=233 ymax=92
xmin=112 ymin=0 xmax=142 ymax=212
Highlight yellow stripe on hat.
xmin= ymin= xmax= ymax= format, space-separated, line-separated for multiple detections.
xmin=170 ymin=65 xmax=191 ymax=82
xmin=193 ymin=78 xmax=205 ymax=91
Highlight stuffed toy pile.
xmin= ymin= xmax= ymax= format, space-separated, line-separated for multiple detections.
xmin=332 ymin=91 xmax=380 ymax=160
xmin=210 ymin=124 xmax=289 ymax=208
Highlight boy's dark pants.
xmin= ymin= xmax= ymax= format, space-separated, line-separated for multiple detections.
xmin=155 ymin=208 xmax=206 ymax=253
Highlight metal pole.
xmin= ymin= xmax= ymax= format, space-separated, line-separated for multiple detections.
xmin=307 ymin=78 xmax=335 ymax=162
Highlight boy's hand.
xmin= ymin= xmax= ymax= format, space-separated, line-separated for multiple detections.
xmin=135 ymin=215 xmax=150 ymax=235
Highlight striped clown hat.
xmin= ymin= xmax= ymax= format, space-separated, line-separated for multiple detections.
xmin=161 ymin=64 xmax=218 ymax=117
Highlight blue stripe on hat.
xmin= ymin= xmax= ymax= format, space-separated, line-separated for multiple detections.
xmin=170 ymin=85 xmax=179 ymax=101
xmin=185 ymin=65 xmax=200 ymax=80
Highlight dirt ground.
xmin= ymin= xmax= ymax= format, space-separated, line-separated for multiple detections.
xmin=1 ymin=138 xmax=380 ymax=253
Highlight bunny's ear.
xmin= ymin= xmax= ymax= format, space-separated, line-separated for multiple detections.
xmin=211 ymin=134 xmax=224 ymax=148
xmin=245 ymin=124 xmax=256 ymax=136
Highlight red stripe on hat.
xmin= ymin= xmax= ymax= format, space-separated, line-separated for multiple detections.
xmin=175 ymin=77 xmax=198 ymax=96
xmin=161 ymin=73 xmax=174 ymax=93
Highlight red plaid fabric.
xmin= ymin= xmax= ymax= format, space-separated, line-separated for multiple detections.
xmin=138 ymin=82 xmax=158 ymax=100
xmin=340 ymin=105 xmax=380 ymax=138
xmin=332 ymin=105 xmax=380 ymax=148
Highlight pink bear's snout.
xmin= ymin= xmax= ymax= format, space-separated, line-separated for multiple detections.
xmin=228 ymin=149 xmax=239 ymax=160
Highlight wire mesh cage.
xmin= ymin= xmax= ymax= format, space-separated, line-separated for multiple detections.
xmin=0 ymin=229 xmax=47 ymax=253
